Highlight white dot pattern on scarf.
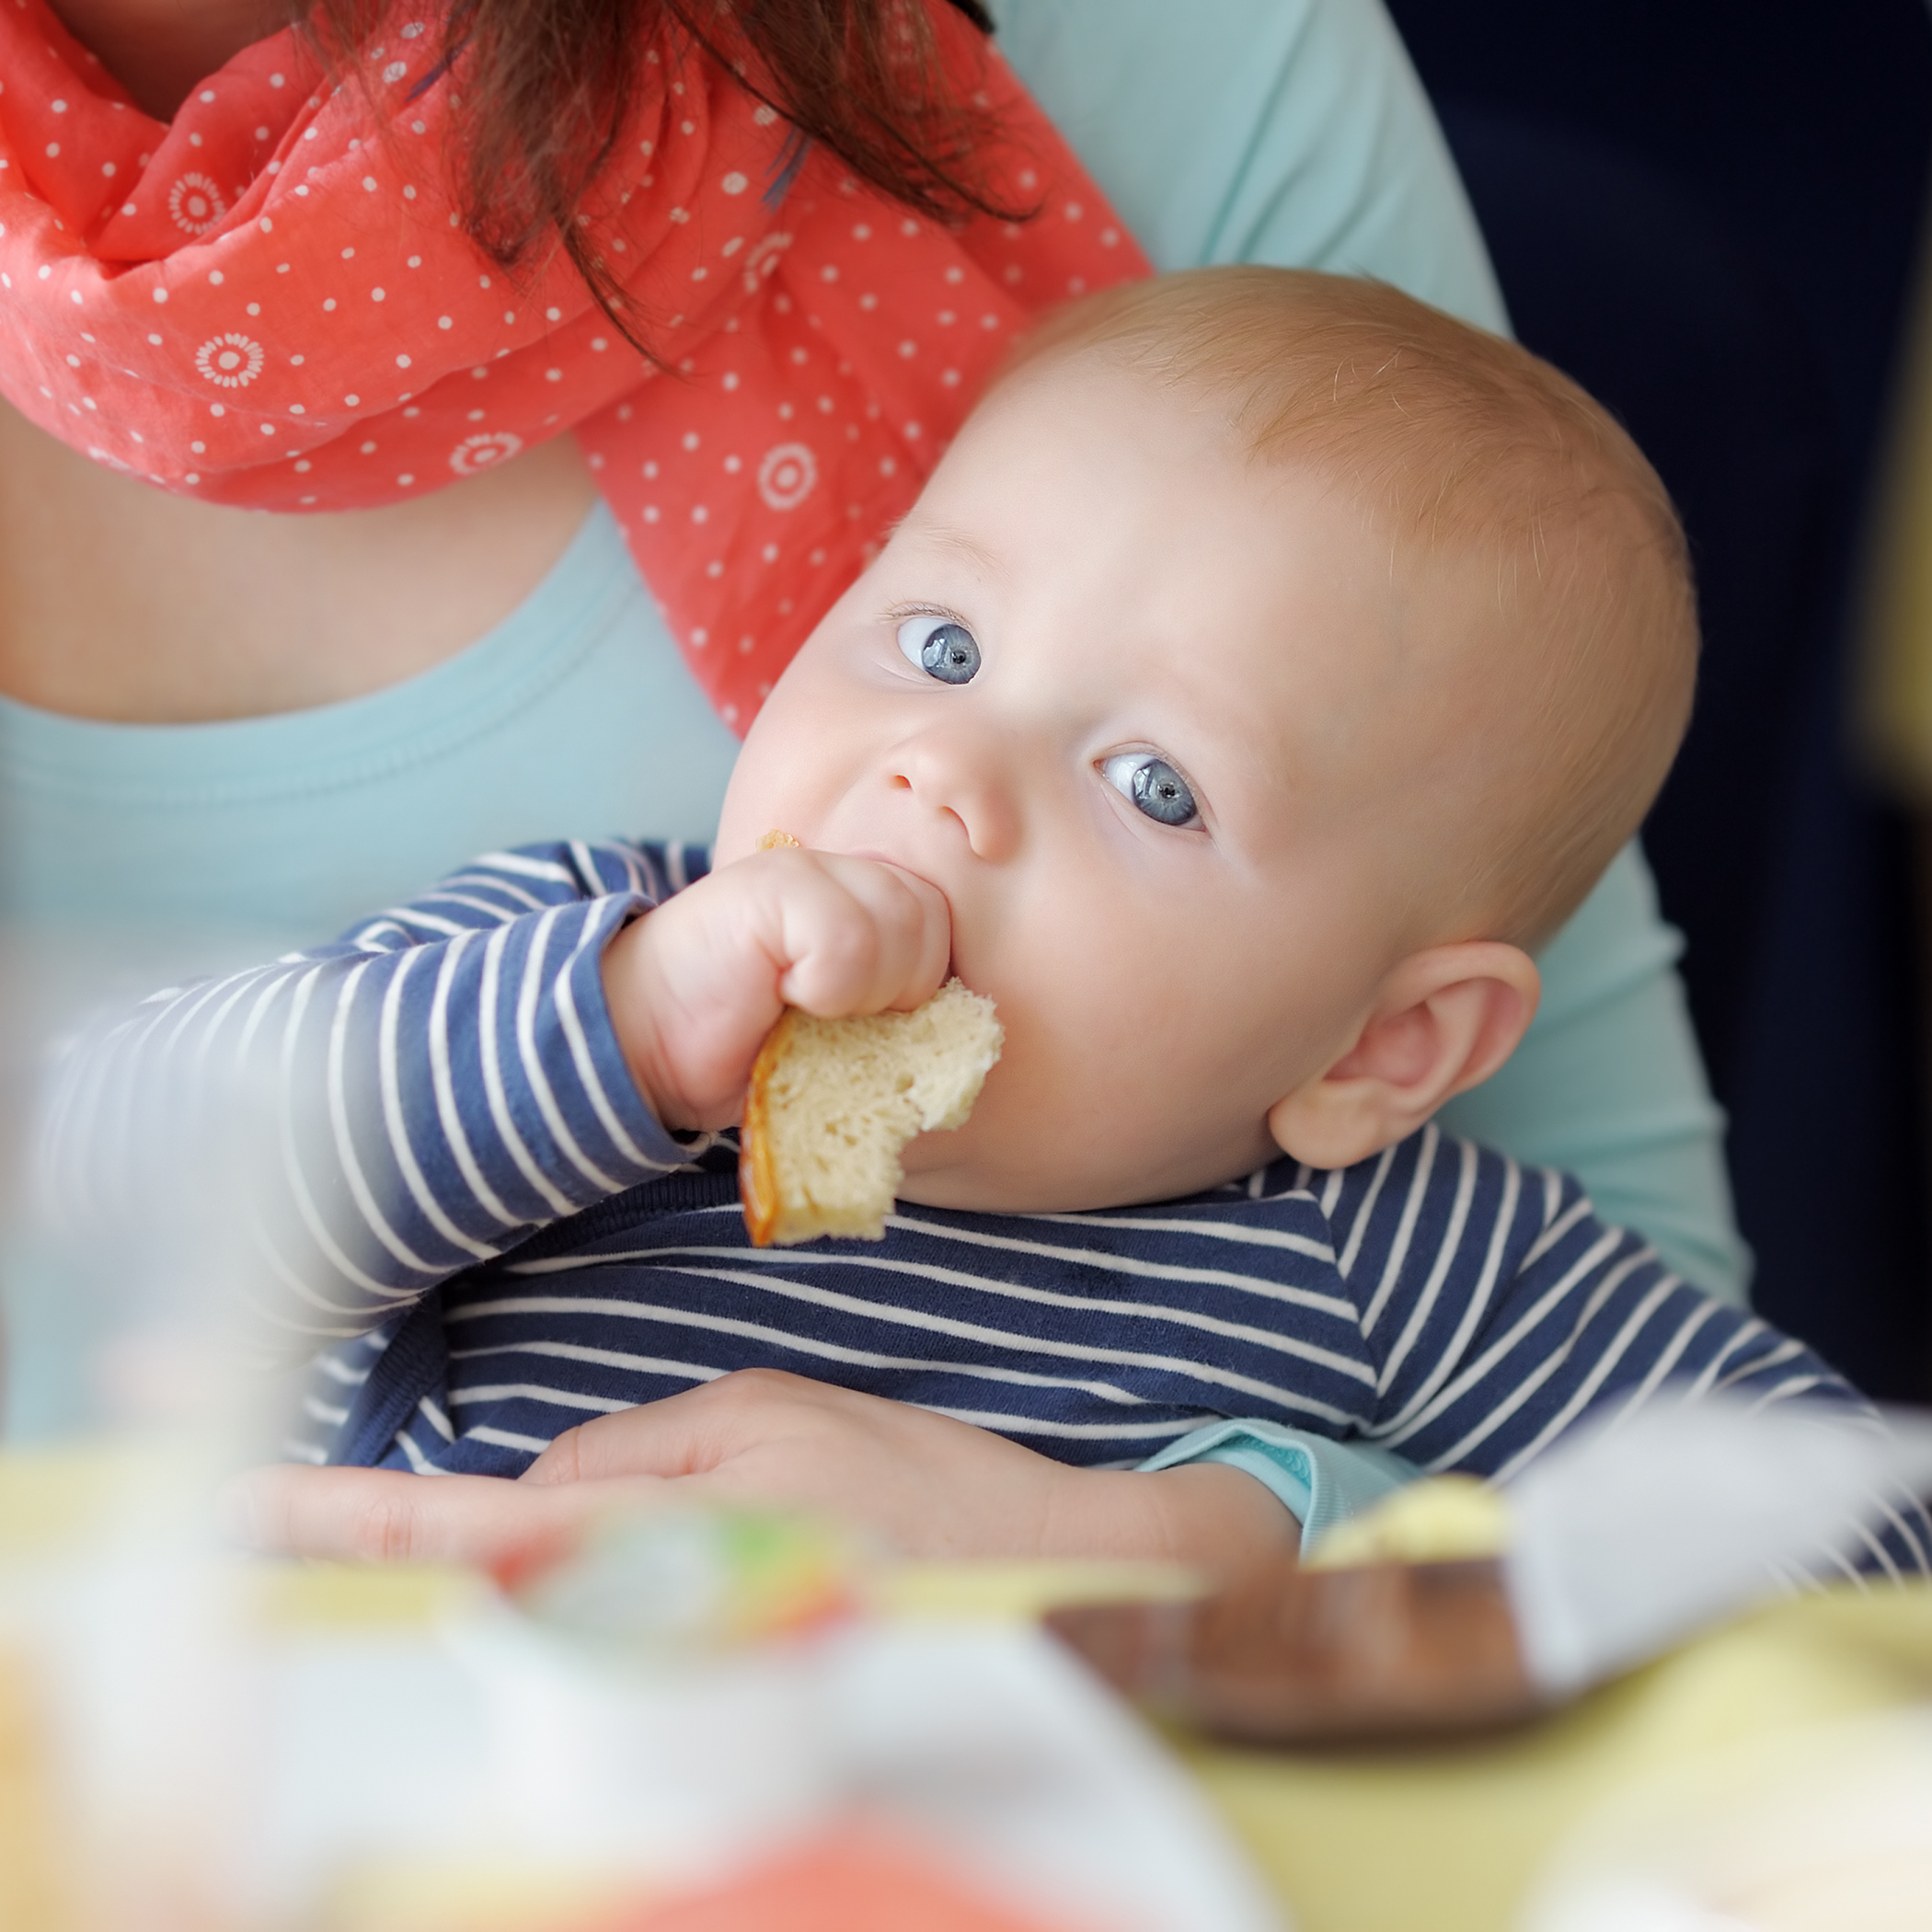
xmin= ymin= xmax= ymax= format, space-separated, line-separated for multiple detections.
xmin=0 ymin=0 xmax=1147 ymax=729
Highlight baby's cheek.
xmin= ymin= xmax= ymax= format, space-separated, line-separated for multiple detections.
xmin=717 ymin=733 xmax=813 ymax=859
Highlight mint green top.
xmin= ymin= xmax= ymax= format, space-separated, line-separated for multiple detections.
xmin=0 ymin=0 xmax=1745 ymax=1461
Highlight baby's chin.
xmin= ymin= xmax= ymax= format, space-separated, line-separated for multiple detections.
xmin=896 ymin=1118 xmax=1282 ymax=1214
xmin=893 ymin=1161 xmax=1087 ymax=1215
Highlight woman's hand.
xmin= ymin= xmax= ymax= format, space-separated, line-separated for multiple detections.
xmin=223 ymin=1370 xmax=1298 ymax=1573
xmin=524 ymin=1371 xmax=1298 ymax=1570
xmin=604 ymin=846 xmax=951 ymax=1130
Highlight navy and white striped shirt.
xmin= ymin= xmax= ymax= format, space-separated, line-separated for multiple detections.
xmin=45 ymin=841 xmax=1928 ymax=1577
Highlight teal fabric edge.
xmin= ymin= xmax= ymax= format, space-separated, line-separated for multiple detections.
xmin=1137 ymin=1419 xmax=1418 ymax=1549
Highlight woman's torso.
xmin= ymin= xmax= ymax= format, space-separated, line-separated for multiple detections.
xmin=0 ymin=0 xmax=1749 ymax=1442
xmin=0 ymin=389 xmax=603 ymax=723
xmin=2 ymin=0 xmax=621 ymax=726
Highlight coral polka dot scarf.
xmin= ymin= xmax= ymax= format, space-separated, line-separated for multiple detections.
xmin=0 ymin=0 xmax=1148 ymax=729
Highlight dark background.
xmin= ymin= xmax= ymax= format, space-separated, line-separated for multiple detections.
xmin=1380 ymin=0 xmax=1932 ymax=1397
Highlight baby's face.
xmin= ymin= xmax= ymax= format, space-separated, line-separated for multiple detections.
xmin=718 ymin=354 xmax=1460 ymax=1211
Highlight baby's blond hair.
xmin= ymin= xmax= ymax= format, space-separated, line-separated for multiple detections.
xmin=1004 ymin=269 xmax=1697 ymax=946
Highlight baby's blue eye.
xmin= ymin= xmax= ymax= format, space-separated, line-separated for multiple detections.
xmin=1102 ymin=753 xmax=1201 ymax=828
xmin=897 ymin=615 xmax=981 ymax=684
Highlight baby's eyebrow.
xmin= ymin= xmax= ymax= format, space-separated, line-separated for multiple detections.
xmin=901 ymin=519 xmax=1004 ymax=579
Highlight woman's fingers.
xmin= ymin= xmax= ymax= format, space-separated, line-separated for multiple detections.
xmin=519 ymin=1370 xmax=1085 ymax=1563
xmin=220 ymin=1462 xmax=667 ymax=1563
xmin=523 ymin=1367 xmax=820 ymax=1486
xmin=220 ymin=1374 xmax=824 ymax=1562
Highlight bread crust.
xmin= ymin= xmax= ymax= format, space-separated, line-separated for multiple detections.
xmin=740 ymin=1008 xmax=797 ymax=1248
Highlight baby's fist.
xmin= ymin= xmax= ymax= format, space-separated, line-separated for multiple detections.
xmin=601 ymin=845 xmax=951 ymax=1129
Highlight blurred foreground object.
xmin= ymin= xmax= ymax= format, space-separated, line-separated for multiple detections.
xmin=324 ymin=1827 xmax=1088 ymax=1932
xmin=1049 ymin=1397 xmax=1932 ymax=1744
xmin=1524 ymin=1710 xmax=1932 ymax=1932
xmin=499 ymin=1507 xmax=860 ymax=1651
xmin=4 ymin=1437 xmax=1932 ymax=1932
xmin=0 ymin=1447 xmax=1281 ymax=1932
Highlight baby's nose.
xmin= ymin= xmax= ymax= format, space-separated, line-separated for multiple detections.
xmin=890 ymin=730 xmax=1021 ymax=863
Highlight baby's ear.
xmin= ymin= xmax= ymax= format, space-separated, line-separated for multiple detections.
xmin=1267 ymin=944 xmax=1540 ymax=1171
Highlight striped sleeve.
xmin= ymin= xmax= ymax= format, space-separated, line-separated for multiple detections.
xmin=40 ymin=840 xmax=707 ymax=1343
xmin=1326 ymin=1126 xmax=1870 ymax=1472
xmin=1322 ymin=1127 xmax=1930 ymax=1576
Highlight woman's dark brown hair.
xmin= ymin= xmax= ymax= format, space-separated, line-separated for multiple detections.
xmin=308 ymin=0 xmax=1013 ymax=339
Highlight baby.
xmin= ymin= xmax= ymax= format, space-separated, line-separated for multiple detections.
xmin=54 ymin=268 xmax=1919 ymax=1573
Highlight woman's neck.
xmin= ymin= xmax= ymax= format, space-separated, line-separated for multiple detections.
xmin=49 ymin=0 xmax=296 ymax=119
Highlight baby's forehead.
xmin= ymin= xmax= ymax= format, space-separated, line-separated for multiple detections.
xmin=983 ymin=306 xmax=1603 ymax=543
xmin=961 ymin=340 xmax=1453 ymax=581
xmin=932 ymin=340 xmax=1568 ymax=705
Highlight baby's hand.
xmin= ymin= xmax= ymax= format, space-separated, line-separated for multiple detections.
xmin=602 ymin=845 xmax=951 ymax=1129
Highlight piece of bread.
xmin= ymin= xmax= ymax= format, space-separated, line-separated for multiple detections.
xmin=741 ymin=978 xmax=1003 ymax=1247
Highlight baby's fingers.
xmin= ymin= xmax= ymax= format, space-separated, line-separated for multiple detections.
xmin=776 ymin=855 xmax=950 ymax=1017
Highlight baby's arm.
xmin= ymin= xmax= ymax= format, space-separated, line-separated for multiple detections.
xmin=42 ymin=839 xmax=948 ymax=1350
xmin=42 ymin=841 xmax=695 ymax=1347
xmin=1342 ymin=1129 xmax=1930 ymax=1576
